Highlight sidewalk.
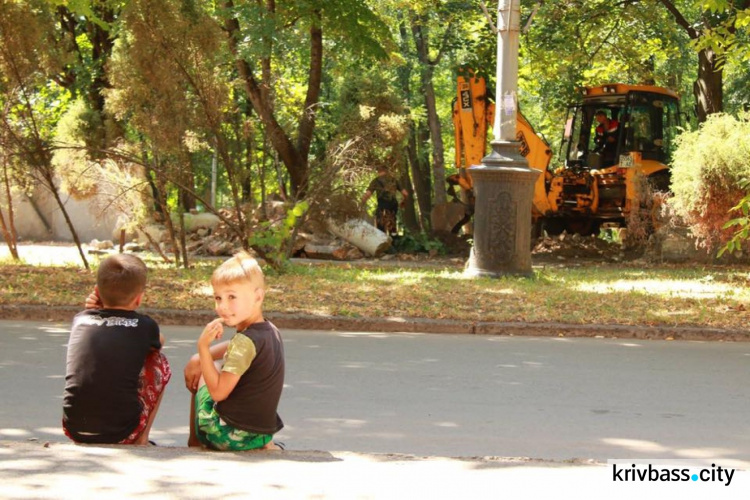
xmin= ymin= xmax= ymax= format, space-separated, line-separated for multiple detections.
xmin=0 ymin=440 xmax=607 ymax=499
xmin=3 ymin=441 xmax=746 ymax=499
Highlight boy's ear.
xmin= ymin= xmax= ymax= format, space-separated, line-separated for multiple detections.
xmin=133 ymin=291 xmax=144 ymax=308
xmin=255 ymin=287 xmax=265 ymax=303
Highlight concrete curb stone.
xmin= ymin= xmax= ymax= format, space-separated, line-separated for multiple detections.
xmin=1 ymin=304 xmax=748 ymax=341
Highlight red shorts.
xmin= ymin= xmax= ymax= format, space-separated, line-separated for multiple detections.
xmin=63 ymin=350 xmax=171 ymax=444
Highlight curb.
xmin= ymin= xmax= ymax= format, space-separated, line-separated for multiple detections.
xmin=1 ymin=304 xmax=748 ymax=342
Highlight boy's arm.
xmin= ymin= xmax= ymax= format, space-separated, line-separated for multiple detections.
xmin=184 ymin=337 xmax=229 ymax=393
xmin=151 ymin=332 xmax=165 ymax=352
xmin=197 ymin=318 xmax=240 ymax=402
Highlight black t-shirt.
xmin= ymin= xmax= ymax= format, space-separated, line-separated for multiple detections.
xmin=62 ymin=309 xmax=161 ymax=443
xmin=216 ymin=321 xmax=285 ymax=435
xmin=367 ymin=175 xmax=403 ymax=205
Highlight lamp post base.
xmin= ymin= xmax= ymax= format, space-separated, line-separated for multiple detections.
xmin=465 ymin=140 xmax=539 ymax=278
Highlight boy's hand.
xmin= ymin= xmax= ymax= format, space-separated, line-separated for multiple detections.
xmin=85 ymin=286 xmax=103 ymax=309
xmin=198 ymin=318 xmax=224 ymax=349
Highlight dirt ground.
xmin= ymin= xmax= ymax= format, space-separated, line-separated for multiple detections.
xmin=394 ymin=230 xmax=633 ymax=266
xmin=0 ymin=231 xmax=632 ymax=268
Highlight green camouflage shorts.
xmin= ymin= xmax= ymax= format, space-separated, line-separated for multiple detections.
xmin=195 ymin=385 xmax=273 ymax=451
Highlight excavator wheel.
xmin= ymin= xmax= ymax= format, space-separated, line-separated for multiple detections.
xmin=540 ymin=217 xmax=566 ymax=237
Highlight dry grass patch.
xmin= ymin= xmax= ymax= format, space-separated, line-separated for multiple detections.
xmin=2 ymin=258 xmax=750 ymax=329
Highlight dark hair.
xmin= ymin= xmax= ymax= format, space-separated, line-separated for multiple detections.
xmin=97 ymin=254 xmax=148 ymax=307
xmin=595 ymin=110 xmax=608 ymax=117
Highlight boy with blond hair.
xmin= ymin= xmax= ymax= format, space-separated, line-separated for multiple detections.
xmin=183 ymin=251 xmax=285 ymax=450
xmin=63 ymin=254 xmax=171 ymax=445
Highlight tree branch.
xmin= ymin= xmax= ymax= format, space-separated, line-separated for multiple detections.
xmin=657 ymin=0 xmax=699 ymax=38
xmin=478 ymin=0 xmax=497 ymax=34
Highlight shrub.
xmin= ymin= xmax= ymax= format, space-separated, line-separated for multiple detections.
xmin=669 ymin=112 xmax=750 ymax=251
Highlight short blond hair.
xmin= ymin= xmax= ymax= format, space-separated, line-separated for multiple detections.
xmin=211 ymin=251 xmax=265 ymax=289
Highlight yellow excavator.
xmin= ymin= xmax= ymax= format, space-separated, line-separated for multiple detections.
xmin=452 ymin=70 xmax=682 ymax=236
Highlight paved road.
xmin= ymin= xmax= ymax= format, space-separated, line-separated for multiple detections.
xmin=2 ymin=319 xmax=749 ymax=467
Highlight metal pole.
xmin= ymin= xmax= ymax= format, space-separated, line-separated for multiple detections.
xmin=494 ymin=0 xmax=518 ymax=142
xmin=211 ymin=141 xmax=218 ymax=208
xmin=465 ymin=0 xmax=540 ymax=277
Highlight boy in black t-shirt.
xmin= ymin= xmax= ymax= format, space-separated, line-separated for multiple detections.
xmin=62 ymin=254 xmax=171 ymax=445
xmin=183 ymin=251 xmax=285 ymax=451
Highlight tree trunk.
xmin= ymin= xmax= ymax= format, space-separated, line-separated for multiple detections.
xmin=295 ymin=11 xmax=323 ymax=196
xmin=41 ymin=169 xmax=89 ymax=270
xmin=176 ymin=208 xmax=189 ymax=269
xmin=0 ymin=202 xmax=18 ymax=260
xmin=398 ymin=18 xmax=431 ymax=231
xmin=223 ymin=0 xmax=320 ymax=198
xmin=0 ymin=160 xmax=19 ymax=260
xmin=407 ymin=123 xmax=433 ymax=230
xmin=411 ymin=15 xmax=447 ymax=206
xmin=656 ymin=0 xmax=725 ymax=122
xmin=180 ymin=158 xmax=197 ymax=212
xmin=152 ymin=167 xmax=182 ymax=268
xmin=693 ymin=48 xmax=723 ymax=123
xmin=399 ymin=164 xmax=419 ymax=232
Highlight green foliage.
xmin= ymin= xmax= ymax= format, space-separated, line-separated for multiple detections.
xmin=598 ymin=228 xmax=622 ymax=245
xmin=670 ymin=112 xmax=750 ymax=250
xmin=519 ymin=0 xmax=694 ymax=151
xmin=719 ymin=177 xmax=750 ymax=257
xmin=393 ymin=232 xmax=446 ymax=255
xmin=329 ymin=70 xmax=409 ymax=175
xmin=691 ymin=1 xmax=750 ymax=68
xmin=248 ymin=201 xmax=310 ymax=270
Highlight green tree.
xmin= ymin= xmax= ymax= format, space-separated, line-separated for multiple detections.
xmin=657 ymin=0 xmax=750 ymax=121
xmin=221 ymin=0 xmax=389 ymax=198
xmin=0 ymin=0 xmax=89 ymax=268
xmin=53 ymin=0 xmax=125 ymax=150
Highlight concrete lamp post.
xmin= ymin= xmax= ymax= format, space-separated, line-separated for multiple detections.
xmin=465 ymin=0 xmax=540 ymax=278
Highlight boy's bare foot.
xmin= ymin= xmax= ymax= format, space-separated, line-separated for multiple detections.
xmin=261 ymin=441 xmax=283 ymax=451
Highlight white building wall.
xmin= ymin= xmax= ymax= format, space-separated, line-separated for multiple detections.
xmin=2 ymin=182 xmax=120 ymax=243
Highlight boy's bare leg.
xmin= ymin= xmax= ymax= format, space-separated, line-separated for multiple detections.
xmin=188 ymin=392 xmax=201 ymax=447
xmin=133 ymin=390 xmax=165 ymax=445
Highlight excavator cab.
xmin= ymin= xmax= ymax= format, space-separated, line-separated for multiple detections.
xmin=561 ymin=105 xmax=622 ymax=169
xmin=559 ymin=86 xmax=680 ymax=173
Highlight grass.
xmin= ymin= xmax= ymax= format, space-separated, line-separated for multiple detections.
xmin=2 ymin=254 xmax=750 ymax=330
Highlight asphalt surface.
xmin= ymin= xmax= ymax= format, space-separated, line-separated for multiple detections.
xmin=2 ymin=320 xmax=749 ymax=498
xmin=2 ymin=320 xmax=749 ymax=462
